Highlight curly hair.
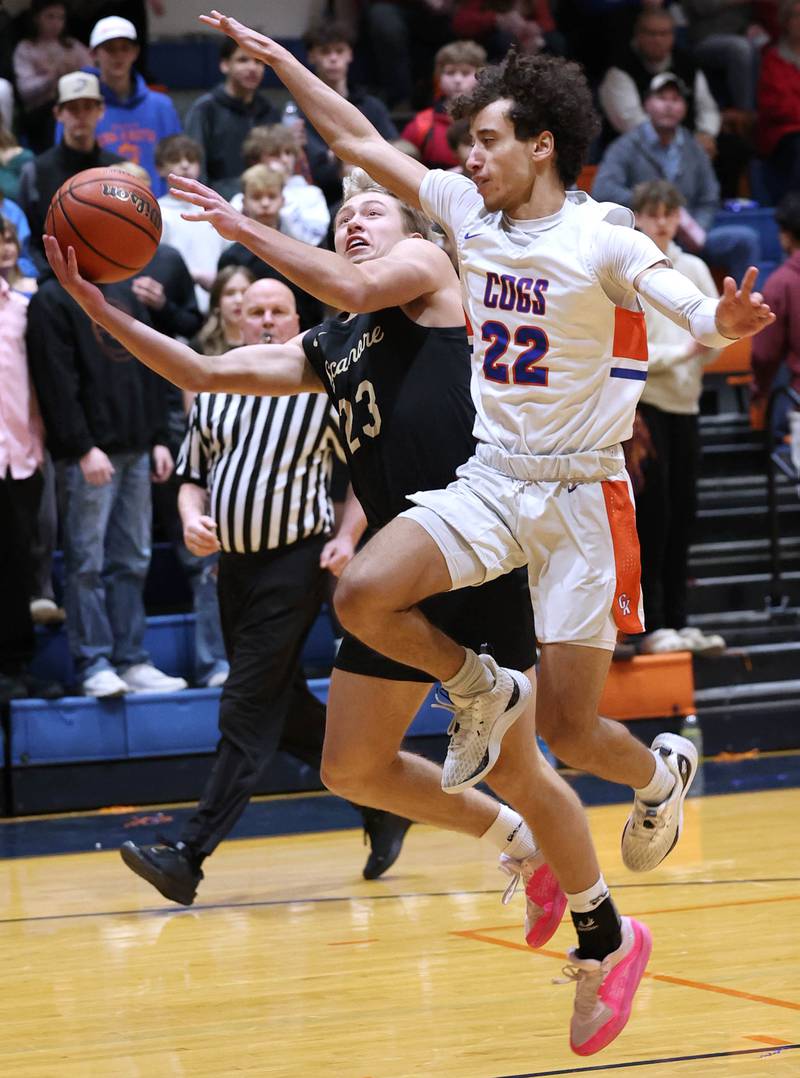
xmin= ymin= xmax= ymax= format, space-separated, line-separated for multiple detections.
xmin=450 ymin=50 xmax=600 ymax=188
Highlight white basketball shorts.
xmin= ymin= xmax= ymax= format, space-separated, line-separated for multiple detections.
xmin=402 ymin=442 xmax=644 ymax=651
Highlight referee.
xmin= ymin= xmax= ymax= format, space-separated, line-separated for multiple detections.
xmin=120 ymin=279 xmax=409 ymax=904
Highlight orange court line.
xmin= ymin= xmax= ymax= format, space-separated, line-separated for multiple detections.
xmin=744 ymin=1036 xmax=794 ymax=1046
xmin=451 ymin=929 xmax=800 ymax=1012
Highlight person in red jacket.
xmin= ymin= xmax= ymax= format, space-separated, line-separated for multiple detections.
xmin=453 ymin=0 xmax=564 ymax=60
xmin=757 ymin=0 xmax=800 ymax=201
xmin=401 ymin=40 xmax=486 ymax=169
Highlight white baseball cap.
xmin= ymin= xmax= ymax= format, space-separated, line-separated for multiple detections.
xmin=57 ymin=71 xmax=103 ymax=105
xmin=89 ymin=15 xmax=138 ymax=49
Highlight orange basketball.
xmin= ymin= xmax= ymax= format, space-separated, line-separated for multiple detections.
xmin=46 ymin=166 xmax=162 ymax=284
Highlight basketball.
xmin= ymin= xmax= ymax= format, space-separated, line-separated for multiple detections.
xmin=45 ymin=166 xmax=162 ymax=284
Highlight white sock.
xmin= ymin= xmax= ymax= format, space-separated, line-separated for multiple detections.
xmin=482 ymin=804 xmax=538 ymax=861
xmin=442 ymin=648 xmax=493 ymax=702
xmin=635 ymin=749 xmax=675 ymax=805
xmin=566 ymin=875 xmax=610 ymax=914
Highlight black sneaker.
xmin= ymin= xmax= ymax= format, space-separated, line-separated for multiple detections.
xmin=360 ymin=809 xmax=413 ymax=880
xmin=120 ymin=839 xmax=203 ymax=905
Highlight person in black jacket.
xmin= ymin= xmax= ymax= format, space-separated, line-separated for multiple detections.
xmin=184 ymin=36 xmax=280 ymax=193
xmin=301 ymin=18 xmax=398 ymax=206
xmin=17 ymin=71 xmax=124 ymax=271
xmin=26 ymin=271 xmax=188 ymax=698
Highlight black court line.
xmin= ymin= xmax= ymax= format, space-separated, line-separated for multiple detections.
xmin=1 ymin=876 xmax=799 ymax=928
xmin=492 ymin=1042 xmax=800 ymax=1077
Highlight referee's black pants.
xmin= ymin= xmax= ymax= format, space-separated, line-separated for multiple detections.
xmin=0 ymin=471 xmax=43 ymax=675
xmin=635 ymin=403 xmax=700 ymax=633
xmin=180 ymin=535 xmax=329 ymax=860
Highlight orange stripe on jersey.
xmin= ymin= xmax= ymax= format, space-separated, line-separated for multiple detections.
xmin=613 ymin=307 xmax=648 ymax=362
xmin=601 ymin=480 xmax=644 ymax=634
xmin=463 ymin=308 xmax=473 ymax=336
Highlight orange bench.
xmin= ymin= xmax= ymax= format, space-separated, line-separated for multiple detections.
xmin=599 ymin=652 xmax=694 ymax=721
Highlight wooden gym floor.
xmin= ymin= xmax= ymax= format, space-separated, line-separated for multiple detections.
xmin=0 ymin=764 xmax=799 ymax=1077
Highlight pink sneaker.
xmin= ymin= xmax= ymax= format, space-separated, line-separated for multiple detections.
xmin=499 ymin=853 xmax=567 ymax=948
xmin=559 ymin=916 xmax=652 ymax=1056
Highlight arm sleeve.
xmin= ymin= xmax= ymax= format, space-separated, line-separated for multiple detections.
xmin=636 ymin=266 xmax=732 ymax=347
xmin=173 ymin=396 xmax=208 ymax=484
xmin=418 ymin=169 xmax=483 ymax=236
xmin=598 ymin=69 xmax=646 ymax=134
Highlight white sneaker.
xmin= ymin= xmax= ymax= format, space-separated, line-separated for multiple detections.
xmin=82 ymin=669 xmax=130 ymax=698
xmin=119 ymin=663 xmax=188 ymax=694
xmin=438 ymin=655 xmax=531 ymax=793
xmin=204 ymin=668 xmax=229 ymax=689
xmin=29 ymin=597 xmax=66 ymax=625
xmin=676 ymin=626 xmax=726 ymax=656
xmin=639 ymin=628 xmax=687 ymax=654
xmin=558 ymin=916 xmax=652 ymax=1056
xmin=621 ymin=733 xmax=698 ymax=872
xmin=499 ymin=852 xmax=567 ymax=948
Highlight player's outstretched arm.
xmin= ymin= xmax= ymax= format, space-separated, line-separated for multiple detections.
xmin=198 ymin=10 xmax=427 ymax=207
xmin=44 ymin=236 xmax=322 ymax=396
xmin=170 ymin=174 xmax=454 ymax=312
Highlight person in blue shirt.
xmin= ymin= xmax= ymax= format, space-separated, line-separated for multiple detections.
xmin=55 ymin=15 xmax=181 ymax=196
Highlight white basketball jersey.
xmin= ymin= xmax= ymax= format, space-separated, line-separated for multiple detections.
xmin=420 ymin=171 xmax=666 ymax=457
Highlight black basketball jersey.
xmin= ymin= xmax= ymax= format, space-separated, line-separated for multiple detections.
xmin=303 ymin=306 xmax=475 ymax=528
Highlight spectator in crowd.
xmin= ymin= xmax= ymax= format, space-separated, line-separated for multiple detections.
xmin=592 ymin=73 xmax=760 ymax=282
xmin=0 ymin=188 xmax=38 ymax=280
xmin=26 ymin=263 xmax=187 ymax=698
xmin=364 ymin=0 xmax=454 ymax=108
xmin=237 ymin=125 xmax=330 ymax=246
xmin=0 ymin=120 xmax=34 ymax=203
xmin=750 ymin=193 xmax=800 ymax=441
xmin=630 ymin=180 xmax=726 ymax=657
xmin=184 ymin=36 xmax=280 ymax=193
xmin=192 ymin=265 xmax=253 ymax=355
xmin=682 ymin=0 xmax=767 ymax=113
xmin=217 ymin=163 xmax=323 ymax=330
xmin=0 ymin=219 xmax=63 ymax=702
xmin=13 ymin=0 xmax=92 ymax=153
xmin=599 ymin=10 xmax=721 ymax=154
xmin=757 ymin=0 xmax=800 ymax=202
xmin=401 ymin=40 xmax=486 ymax=169
xmin=0 ymin=216 xmax=36 ymax=295
xmin=120 ymin=277 xmax=410 ymax=902
xmin=156 ymin=134 xmax=230 ymax=310
xmin=452 ymin=0 xmax=565 ymax=60
xmin=18 ymin=71 xmax=124 ymax=269
xmin=67 ymin=16 xmax=182 ymax=196
xmin=302 ymin=17 xmax=397 ymax=205
xmin=70 ymin=0 xmax=164 ymax=77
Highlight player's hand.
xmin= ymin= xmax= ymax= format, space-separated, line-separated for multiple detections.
xmin=80 ymin=447 xmax=115 ymax=486
xmin=132 ymin=275 xmax=166 ymax=310
xmin=151 ymin=444 xmax=174 ymax=483
xmin=319 ymin=535 xmax=356 ymax=577
xmin=168 ymin=173 xmax=244 ymax=242
xmin=183 ymin=514 xmax=221 ymax=556
xmin=198 ymin=11 xmax=278 ymax=66
xmin=715 ymin=267 xmax=775 ymax=340
xmin=44 ymin=236 xmax=107 ymax=321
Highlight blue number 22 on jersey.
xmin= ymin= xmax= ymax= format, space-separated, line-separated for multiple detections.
xmin=481 ymin=320 xmax=550 ymax=386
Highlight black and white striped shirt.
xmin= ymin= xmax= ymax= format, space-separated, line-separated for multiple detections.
xmin=175 ymin=392 xmax=344 ymax=553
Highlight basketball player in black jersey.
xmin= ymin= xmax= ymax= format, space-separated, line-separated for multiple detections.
xmin=44 ymin=171 xmax=628 ymax=992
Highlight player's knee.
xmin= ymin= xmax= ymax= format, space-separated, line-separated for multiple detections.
xmin=541 ymin=710 xmax=594 ymax=767
xmin=320 ymin=746 xmax=370 ymax=799
xmin=334 ymin=560 xmax=381 ymax=635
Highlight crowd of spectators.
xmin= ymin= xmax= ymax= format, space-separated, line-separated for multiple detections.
xmin=0 ymin=0 xmax=798 ymax=698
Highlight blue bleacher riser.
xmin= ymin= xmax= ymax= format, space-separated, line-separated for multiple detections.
xmin=9 ymin=680 xmax=449 ymax=767
xmin=713 ymin=206 xmax=782 ymax=264
xmin=29 ymin=607 xmax=340 ymax=687
xmin=148 ymin=38 xmax=307 ymax=91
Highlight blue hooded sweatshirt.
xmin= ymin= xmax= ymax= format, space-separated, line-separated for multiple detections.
xmin=57 ymin=69 xmax=181 ymax=197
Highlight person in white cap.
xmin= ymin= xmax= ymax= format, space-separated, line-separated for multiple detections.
xmin=17 ymin=70 xmax=125 ymax=271
xmin=77 ymin=14 xmax=181 ymax=196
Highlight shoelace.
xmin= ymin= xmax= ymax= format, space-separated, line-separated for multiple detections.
xmin=553 ymin=964 xmax=606 ymax=1017
xmin=498 ymin=855 xmax=535 ymax=906
xmin=432 ymin=688 xmax=482 ymax=747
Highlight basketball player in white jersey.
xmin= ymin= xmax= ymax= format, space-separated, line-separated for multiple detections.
xmin=188 ymin=11 xmax=775 ymax=1053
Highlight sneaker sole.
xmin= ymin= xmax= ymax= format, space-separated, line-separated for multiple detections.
xmin=525 ymin=865 xmax=568 ymax=948
xmin=441 ymin=672 xmax=531 ymax=794
xmin=571 ymin=919 xmax=653 ymax=1056
xmin=621 ymin=734 xmax=699 ymax=872
xmin=119 ymin=843 xmax=197 ymax=906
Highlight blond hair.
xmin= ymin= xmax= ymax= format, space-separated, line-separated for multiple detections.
xmin=435 ymin=40 xmax=487 ymax=76
xmin=241 ymin=163 xmax=285 ymax=196
xmin=341 ymin=168 xmax=432 ymax=239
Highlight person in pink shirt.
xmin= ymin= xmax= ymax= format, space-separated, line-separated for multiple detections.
xmin=757 ymin=0 xmax=800 ymax=201
xmin=0 ymin=216 xmax=62 ymax=701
